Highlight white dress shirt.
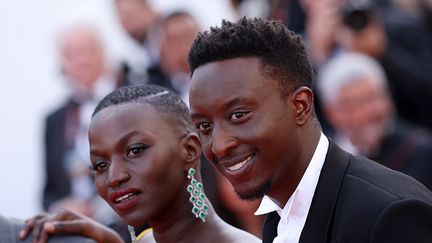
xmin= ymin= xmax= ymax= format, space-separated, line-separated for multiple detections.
xmin=255 ymin=132 xmax=329 ymax=243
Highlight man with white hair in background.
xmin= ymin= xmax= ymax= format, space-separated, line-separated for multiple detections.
xmin=42 ymin=23 xmax=128 ymax=240
xmin=317 ymin=51 xmax=432 ymax=190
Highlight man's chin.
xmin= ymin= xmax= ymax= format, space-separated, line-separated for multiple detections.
xmin=235 ymin=179 xmax=272 ymax=201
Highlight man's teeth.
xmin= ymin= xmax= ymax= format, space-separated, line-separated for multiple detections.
xmin=227 ymin=155 xmax=253 ymax=171
xmin=115 ymin=193 xmax=135 ymax=203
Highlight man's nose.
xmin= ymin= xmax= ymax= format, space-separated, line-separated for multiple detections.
xmin=211 ymin=124 xmax=238 ymax=159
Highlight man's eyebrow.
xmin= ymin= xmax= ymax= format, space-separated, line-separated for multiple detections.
xmin=190 ymin=113 xmax=203 ymax=120
xmin=225 ymin=98 xmax=242 ymax=109
xmin=190 ymin=98 xmax=247 ymax=118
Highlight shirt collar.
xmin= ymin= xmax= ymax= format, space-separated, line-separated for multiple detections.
xmin=255 ymin=132 xmax=329 ymax=219
xmin=254 ymin=194 xmax=282 ymax=215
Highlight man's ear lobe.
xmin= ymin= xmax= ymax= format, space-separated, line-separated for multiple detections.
xmin=183 ymin=133 xmax=202 ymax=164
xmin=292 ymin=86 xmax=314 ymax=126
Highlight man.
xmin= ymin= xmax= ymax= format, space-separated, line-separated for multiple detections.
xmin=335 ymin=0 xmax=432 ymax=131
xmin=157 ymin=11 xmax=200 ymax=106
xmin=188 ymin=18 xmax=432 ymax=243
xmin=43 ymin=24 xmax=128 ymax=240
xmin=114 ymin=0 xmax=163 ymax=86
xmin=317 ymin=51 xmax=432 ymax=190
xmin=44 ymin=24 xmax=115 ymax=213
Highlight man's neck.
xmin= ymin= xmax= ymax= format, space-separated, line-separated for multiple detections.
xmin=267 ymin=128 xmax=322 ymax=207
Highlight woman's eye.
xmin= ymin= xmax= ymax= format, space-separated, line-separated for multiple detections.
xmin=126 ymin=144 xmax=147 ymax=158
xmin=91 ymin=160 xmax=108 ymax=173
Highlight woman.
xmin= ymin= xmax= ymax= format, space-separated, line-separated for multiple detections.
xmin=20 ymin=84 xmax=259 ymax=243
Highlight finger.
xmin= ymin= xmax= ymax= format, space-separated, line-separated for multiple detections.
xmin=19 ymin=222 xmax=33 ymax=240
xmin=19 ymin=217 xmax=37 ymax=240
xmin=38 ymin=234 xmax=49 ymax=243
xmin=49 ymin=220 xmax=87 ymax=235
xmin=43 ymin=222 xmax=55 ymax=233
xmin=19 ymin=214 xmax=47 ymax=240
xmin=52 ymin=220 xmax=124 ymax=243
xmin=37 ymin=224 xmax=53 ymax=243
xmin=32 ymin=217 xmax=51 ymax=243
xmin=31 ymin=210 xmax=76 ymax=243
xmin=51 ymin=208 xmax=80 ymax=221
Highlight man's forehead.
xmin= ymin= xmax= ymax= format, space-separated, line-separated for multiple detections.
xmin=191 ymin=58 xmax=261 ymax=87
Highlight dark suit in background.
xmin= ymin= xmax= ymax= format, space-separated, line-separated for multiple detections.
xmin=43 ymin=100 xmax=77 ymax=210
xmin=370 ymin=120 xmax=432 ymax=190
xmin=263 ymin=140 xmax=432 ymax=243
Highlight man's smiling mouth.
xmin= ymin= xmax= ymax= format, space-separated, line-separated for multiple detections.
xmin=227 ymin=154 xmax=254 ymax=171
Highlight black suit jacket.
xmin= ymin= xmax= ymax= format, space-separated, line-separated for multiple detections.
xmin=43 ymin=100 xmax=77 ymax=210
xmin=263 ymin=140 xmax=432 ymax=243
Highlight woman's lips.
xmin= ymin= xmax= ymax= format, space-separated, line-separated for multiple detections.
xmin=109 ymin=188 xmax=142 ymax=212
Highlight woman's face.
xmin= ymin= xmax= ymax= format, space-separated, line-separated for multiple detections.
xmin=88 ymin=102 xmax=187 ymax=226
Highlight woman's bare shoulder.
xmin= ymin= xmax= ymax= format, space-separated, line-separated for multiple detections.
xmin=214 ymin=216 xmax=261 ymax=243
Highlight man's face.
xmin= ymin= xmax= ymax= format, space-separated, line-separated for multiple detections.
xmin=115 ymin=0 xmax=155 ymax=43
xmin=330 ymin=77 xmax=392 ymax=154
xmin=60 ymin=28 xmax=105 ymax=89
xmin=160 ymin=15 xmax=199 ymax=75
xmin=189 ymin=57 xmax=302 ymax=200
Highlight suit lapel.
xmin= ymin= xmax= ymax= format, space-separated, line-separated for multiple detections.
xmin=300 ymin=140 xmax=350 ymax=242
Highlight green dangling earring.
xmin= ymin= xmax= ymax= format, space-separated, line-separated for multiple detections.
xmin=186 ymin=167 xmax=209 ymax=222
xmin=128 ymin=225 xmax=137 ymax=243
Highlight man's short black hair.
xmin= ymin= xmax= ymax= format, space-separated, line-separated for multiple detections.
xmin=93 ymin=84 xmax=195 ymax=133
xmin=188 ymin=17 xmax=314 ymax=96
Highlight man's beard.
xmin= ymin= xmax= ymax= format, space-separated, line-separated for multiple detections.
xmin=235 ymin=179 xmax=272 ymax=201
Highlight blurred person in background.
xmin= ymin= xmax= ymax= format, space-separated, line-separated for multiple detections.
xmin=334 ymin=0 xmax=432 ymax=130
xmin=317 ymin=52 xmax=432 ymax=190
xmin=114 ymin=0 xmax=165 ymax=86
xmin=42 ymin=23 xmax=129 ymax=240
xmin=285 ymin=0 xmax=432 ymax=138
xmin=155 ymin=11 xmax=200 ymax=105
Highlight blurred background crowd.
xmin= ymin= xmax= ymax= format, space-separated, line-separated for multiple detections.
xmin=1 ymin=0 xmax=431 ymax=240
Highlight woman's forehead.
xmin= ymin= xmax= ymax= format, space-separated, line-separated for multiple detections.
xmin=90 ymin=102 xmax=185 ymax=137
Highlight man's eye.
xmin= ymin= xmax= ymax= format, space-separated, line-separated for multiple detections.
xmin=91 ymin=160 xmax=108 ymax=172
xmin=126 ymin=144 xmax=147 ymax=158
xmin=195 ymin=122 xmax=212 ymax=133
xmin=230 ymin=112 xmax=247 ymax=121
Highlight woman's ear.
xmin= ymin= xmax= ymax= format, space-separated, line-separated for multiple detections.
xmin=291 ymin=86 xmax=314 ymax=126
xmin=182 ymin=132 xmax=202 ymax=169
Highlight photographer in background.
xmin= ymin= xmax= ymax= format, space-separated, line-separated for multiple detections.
xmin=317 ymin=52 xmax=432 ymax=191
xmin=334 ymin=0 xmax=432 ymax=131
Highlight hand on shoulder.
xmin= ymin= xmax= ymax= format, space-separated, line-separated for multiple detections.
xmin=19 ymin=208 xmax=124 ymax=243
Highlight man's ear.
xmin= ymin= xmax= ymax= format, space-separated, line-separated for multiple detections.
xmin=182 ymin=132 xmax=202 ymax=169
xmin=291 ymin=86 xmax=314 ymax=126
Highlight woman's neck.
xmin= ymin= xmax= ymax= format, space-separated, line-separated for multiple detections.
xmin=150 ymin=198 xmax=221 ymax=242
